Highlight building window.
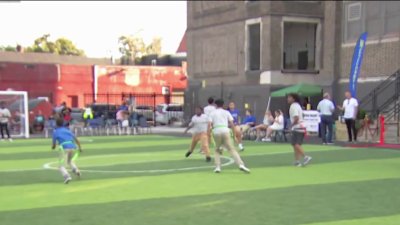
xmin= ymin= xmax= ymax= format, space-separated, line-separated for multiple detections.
xmin=246 ymin=21 xmax=261 ymax=71
xmin=343 ymin=1 xmax=400 ymax=43
xmin=283 ymin=22 xmax=317 ymax=71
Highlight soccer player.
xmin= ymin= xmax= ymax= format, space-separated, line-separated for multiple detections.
xmin=184 ymin=106 xmax=212 ymax=162
xmin=204 ymin=97 xmax=216 ymax=117
xmin=209 ymin=99 xmax=250 ymax=173
xmin=287 ymin=93 xmax=312 ymax=167
xmin=227 ymin=102 xmax=244 ymax=151
xmin=52 ymin=117 xmax=82 ymax=184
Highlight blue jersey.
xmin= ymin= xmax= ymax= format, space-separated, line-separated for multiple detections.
xmin=52 ymin=127 xmax=77 ymax=150
xmin=243 ymin=115 xmax=256 ymax=125
xmin=228 ymin=109 xmax=240 ymax=125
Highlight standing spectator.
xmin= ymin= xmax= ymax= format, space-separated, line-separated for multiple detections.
xmin=55 ymin=102 xmax=67 ymax=114
xmin=116 ymin=109 xmax=125 ymax=128
xmin=83 ymin=105 xmax=94 ymax=127
xmin=254 ymin=110 xmax=274 ymax=142
xmin=62 ymin=107 xmax=72 ymax=127
xmin=0 ymin=101 xmax=12 ymax=142
xmin=317 ymin=93 xmax=335 ymax=144
xmin=288 ymin=93 xmax=312 ymax=167
xmin=338 ymin=91 xmax=358 ymax=143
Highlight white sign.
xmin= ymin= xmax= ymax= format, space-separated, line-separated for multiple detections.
xmin=303 ymin=110 xmax=321 ymax=132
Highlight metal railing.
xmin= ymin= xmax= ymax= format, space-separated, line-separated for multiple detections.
xmin=359 ymin=69 xmax=400 ymax=118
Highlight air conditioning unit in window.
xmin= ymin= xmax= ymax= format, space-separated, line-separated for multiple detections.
xmin=347 ymin=2 xmax=362 ymax=21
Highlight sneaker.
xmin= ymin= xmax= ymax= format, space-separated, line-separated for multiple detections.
xmin=0 ymin=139 xmax=4 ymax=142
xmin=64 ymin=176 xmax=72 ymax=184
xmin=294 ymin=161 xmax=303 ymax=167
xmin=185 ymin=151 xmax=192 ymax=158
xmin=8 ymin=138 xmax=13 ymax=142
xmin=322 ymin=142 xmax=327 ymax=145
xmin=72 ymin=168 xmax=81 ymax=179
xmin=238 ymin=143 xmax=244 ymax=151
xmin=327 ymin=142 xmax=334 ymax=145
xmin=214 ymin=167 xmax=221 ymax=173
xmin=303 ymin=156 xmax=312 ymax=166
xmin=239 ymin=165 xmax=251 ymax=173
xmin=262 ymin=138 xmax=272 ymax=142
xmin=205 ymin=156 xmax=212 ymax=162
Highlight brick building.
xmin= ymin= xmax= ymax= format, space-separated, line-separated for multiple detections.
xmin=186 ymin=1 xmax=400 ymax=120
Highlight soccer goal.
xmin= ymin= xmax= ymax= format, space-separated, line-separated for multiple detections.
xmin=0 ymin=91 xmax=29 ymax=138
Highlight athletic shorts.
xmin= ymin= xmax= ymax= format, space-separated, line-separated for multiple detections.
xmin=291 ymin=132 xmax=305 ymax=146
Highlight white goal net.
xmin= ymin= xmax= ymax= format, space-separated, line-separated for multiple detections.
xmin=0 ymin=91 xmax=29 ymax=138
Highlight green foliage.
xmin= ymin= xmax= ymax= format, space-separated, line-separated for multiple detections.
xmin=25 ymin=34 xmax=85 ymax=56
xmin=0 ymin=45 xmax=17 ymax=52
xmin=118 ymin=35 xmax=162 ymax=64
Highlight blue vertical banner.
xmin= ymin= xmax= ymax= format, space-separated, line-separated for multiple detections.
xmin=349 ymin=32 xmax=368 ymax=98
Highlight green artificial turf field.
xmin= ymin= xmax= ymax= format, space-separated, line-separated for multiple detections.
xmin=1 ymin=135 xmax=400 ymax=225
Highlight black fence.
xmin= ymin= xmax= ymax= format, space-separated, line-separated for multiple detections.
xmin=83 ymin=93 xmax=186 ymax=126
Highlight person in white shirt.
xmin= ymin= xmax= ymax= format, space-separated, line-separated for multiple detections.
xmin=317 ymin=93 xmax=335 ymax=144
xmin=288 ymin=93 xmax=312 ymax=167
xmin=338 ymin=91 xmax=358 ymax=142
xmin=203 ymin=97 xmax=217 ymax=117
xmin=0 ymin=101 xmax=12 ymax=142
xmin=254 ymin=110 xmax=274 ymax=142
xmin=203 ymin=97 xmax=217 ymax=148
xmin=263 ymin=110 xmax=285 ymax=142
xmin=184 ymin=106 xmax=212 ymax=162
xmin=209 ymin=99 xmax=250 ymax=173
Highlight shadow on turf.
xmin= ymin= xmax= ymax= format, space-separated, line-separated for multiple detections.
xmin=1 ymin=178 xmax=400 ymax=225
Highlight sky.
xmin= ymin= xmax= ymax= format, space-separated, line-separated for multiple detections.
xmin=0 ymin=1 xmax=187 ymax=58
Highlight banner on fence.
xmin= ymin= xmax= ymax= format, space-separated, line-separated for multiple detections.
xmin=303 ymin=110 xmax=321 ymax=132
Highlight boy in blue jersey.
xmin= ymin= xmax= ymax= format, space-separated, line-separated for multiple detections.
xmin=227 ymin=102 xmax=245 ymax=151
xmin=52 ymin=117 xmax=82 ymax=184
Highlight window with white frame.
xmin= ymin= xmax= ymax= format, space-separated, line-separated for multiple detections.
xmin=246 ymin=19 xmax=261 ymax=71
xmin=343 ymin=1 xmax=400 ymax=43
xmin=283 ymin=21 xmax=318 ymax=71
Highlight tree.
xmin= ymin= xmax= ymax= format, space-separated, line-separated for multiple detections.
xmin=26 ymin=34 xmax=85 ymax=56
xmin=0 ymin=45 xmax=17 ymax=52
xmin=118 ymin=35 xmax=162 ymax=64
xmin=146 ymin=37 xmax=162 ymax=55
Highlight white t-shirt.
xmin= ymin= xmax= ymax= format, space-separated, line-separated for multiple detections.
xmin=190 ymin=114 xmax=210 ymax=134
xmin=271 ymin=115 xmax=284 ymax=130
xmin=0 ymin=108 xmax=11 ymax=123
xmin=317 ymin=99 xmax=335 ymax=116
xmin=209 ymin=108 xmax=233 ymax=135
xmin=204 ymin=105 xmax=216 ymax=117
xmin=342 ymin=98 xmax=358 ymax=119
xmin=289 ymin=102 xmax=305 ymax=132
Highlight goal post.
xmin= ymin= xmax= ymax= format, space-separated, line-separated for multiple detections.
xmin=0 ymin=91 xmax=29 ymax=138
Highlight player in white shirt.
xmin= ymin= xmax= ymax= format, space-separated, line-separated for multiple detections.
xmin=209 ymin=99 xmax=250 ymax=173
xmin=338 ymin=91 xmax=358 ymax=142
xmin=203 ymin=97 xmax=218 ymax=149
xmin=0 ymin=101 xmax=12 ymax=142
xmin=203 ymin=97 xmax=217 ymax=117
xmin=288 ymin=93 xmax=312 ymax=167
xmin=184 ymin=106 xmax=212 ymax=162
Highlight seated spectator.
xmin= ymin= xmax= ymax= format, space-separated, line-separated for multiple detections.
xmin=33 ymin=110 xmax=45 ymax=132
xmin=239 ymin=109 xmax=256 ymax=134
xmin=263 ymin=110 xmax=284 ymax=142
xmin=254 ymin=110 xmax=274 ymax=142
